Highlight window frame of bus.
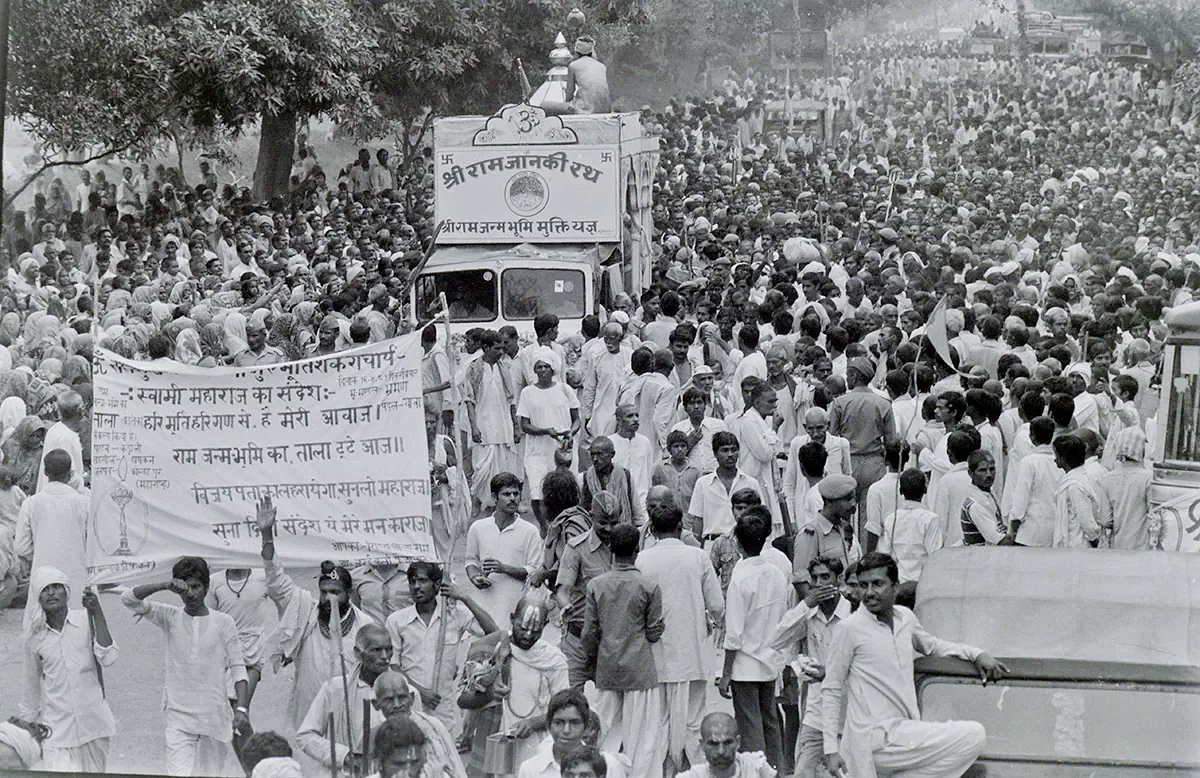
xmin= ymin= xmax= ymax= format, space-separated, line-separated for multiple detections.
xmin=500 ymin=267 xmax=587 ymax=321
xmin=415 ymin=269 xmax=499 ymax=323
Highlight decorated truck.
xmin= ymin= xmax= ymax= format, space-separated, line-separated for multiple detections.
xmin=412 ymin=36 xmax=660 ymax=344
xmin=1149 ymin=300 xmax=1200 ymax=552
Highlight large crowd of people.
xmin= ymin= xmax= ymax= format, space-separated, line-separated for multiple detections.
xmin=0 ymin=30 xmax=1197 ymax=778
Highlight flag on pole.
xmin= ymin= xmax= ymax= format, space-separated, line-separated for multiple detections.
xmin=925 ymin=297 xmax=957 ymax=370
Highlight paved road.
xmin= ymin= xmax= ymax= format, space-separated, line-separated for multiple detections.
xmin=0 ymin=567 xmax=732 ymax=775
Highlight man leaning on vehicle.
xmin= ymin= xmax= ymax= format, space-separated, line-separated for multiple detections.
xmin=821 ymin=552 xmax=1008 ymax=778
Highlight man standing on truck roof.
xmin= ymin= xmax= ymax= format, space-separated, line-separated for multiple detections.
xmin=821 ymin=552 xmax=1007 ymax=778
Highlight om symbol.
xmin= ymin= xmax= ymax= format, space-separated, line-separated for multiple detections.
xmin=513 ymin=108 xmax=541 ymax=134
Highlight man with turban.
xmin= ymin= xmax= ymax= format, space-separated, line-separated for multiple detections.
xmin=21 ymin=566 xmax=118 ymax=772
xmin=255 ymin=496 xmax=376 ymax=732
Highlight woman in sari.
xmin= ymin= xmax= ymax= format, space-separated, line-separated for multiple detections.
xmin=223 ymin=311 xmax=250 ymax=364
xmin=61 ymin=356 xmax=91 ymax=387
xmin=1 ymin=416 xmax=47 ymax=495
xmin=175 ymin=329 xmax=204 ymax=366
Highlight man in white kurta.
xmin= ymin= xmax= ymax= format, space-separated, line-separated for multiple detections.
xmin=16 ymin=450 xmax=88 ymax=631
xmin=464 ymin=477 xmax=544 ymax=629
xmin=257 ymin=498 xmax=374 ymax=733
xmin=464 ymin=334 xmax=518 ymax=508
xmin=579 ymin=324 xmax=632 ymax=439
xmin=608 ymin=405 xmax=654 ymax=521
xmin=735 ymin=386 xmax=781 ymax=530
xmin=36 ymin=392 xmax=86 ymax=493
xmin=637 ymin=503 xmax=724 ymax=773
xmin=821 ymin=552 xmax=1006 ymax=778
xmin=123 ymin=561 xmax=249 ymax=777
xmin=22 ymin=567 xmax=118 ymax=773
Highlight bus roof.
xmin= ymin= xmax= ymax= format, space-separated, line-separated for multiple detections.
xmin=915 ymin=548 xmax=1200 ymax=667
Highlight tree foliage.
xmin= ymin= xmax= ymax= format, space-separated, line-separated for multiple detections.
xmin=9 ymin=0 xmax=646 ymax=198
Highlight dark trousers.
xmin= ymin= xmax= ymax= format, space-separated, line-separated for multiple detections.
xmin=731 ymin=680 xmax=783 ymax=768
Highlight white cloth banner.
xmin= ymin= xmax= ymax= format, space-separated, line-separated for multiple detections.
xmin=87 ymin=333 xmax=434 ymax=584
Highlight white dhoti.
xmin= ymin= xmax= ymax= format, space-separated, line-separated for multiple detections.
xmin=164 ymin=729 xmax=240 ymax=777
xmin=37 ymin=737 xmax=111 ymax=773
xmin=661 ymin=679 xmax=706 ymax=769
xmin=595 ymin=687 xmax=667 ymax=778
xmin=470 ymin=444 xmax=515 ymax=507
xmin=869 ymin=719 xmax=985 ymax=778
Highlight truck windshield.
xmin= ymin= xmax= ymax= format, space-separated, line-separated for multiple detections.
xmin=921 ymin=680 xmax=1200 ymax=767
xmin=1164 ymin=343 xmax=1200 ymax=462
xmin=502 ymin=268 xmax=586 ymax=321
xmin=416 ymin=270 xmax=497 ymax=323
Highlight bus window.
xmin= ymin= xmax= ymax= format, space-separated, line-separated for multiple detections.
xmin=1164 ymin=344 xmax=1200 ymax=463
xmin=416 ymin=270 xmax=498 ymax=323
xmin=502 ymin=268 xmax=586 ymax=320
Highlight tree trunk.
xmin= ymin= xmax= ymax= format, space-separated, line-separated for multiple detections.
xmin=252 ymin=109 xmax=297 ymax=202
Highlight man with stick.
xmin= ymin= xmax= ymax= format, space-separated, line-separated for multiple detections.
xmin=256 ymin=497 xmax=376 ymax=733
xmin=21 ymin=566 xmax=118 ymax=772
xmin=385 ymin=561 xmax=498 ymax=735
xmin=296 ymin=624 xmax=392 ymax=775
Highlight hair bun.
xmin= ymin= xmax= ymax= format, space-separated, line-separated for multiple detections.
xmin=320 ymin=560 xmax=335 ymax=575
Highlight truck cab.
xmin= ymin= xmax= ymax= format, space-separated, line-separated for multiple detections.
xmin=413 ymin=242 xmax=605 ymax=345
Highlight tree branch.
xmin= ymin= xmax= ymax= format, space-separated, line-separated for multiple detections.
xmin=4 ymin=107 xmax=175 ymax=210
xmin=4 ymin=145 xmax=126 ymax=210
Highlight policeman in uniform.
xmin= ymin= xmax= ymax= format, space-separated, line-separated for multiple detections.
xmin=791 ymin=475 xmax=863 ymax=601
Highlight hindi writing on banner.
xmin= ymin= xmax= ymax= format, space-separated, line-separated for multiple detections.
xmin=87 ymin=332 xmax=434 ymax=584
xmin=434 ymin=146 xmax=619 ymax=243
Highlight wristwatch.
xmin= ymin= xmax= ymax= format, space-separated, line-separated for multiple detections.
xmin=235 ymin=706 xmax=249 ymax=714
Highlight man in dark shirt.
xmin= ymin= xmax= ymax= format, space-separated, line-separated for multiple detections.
xmin=582 ymin=524 xmax=665 ymax=778
xmin=555 ymin=493 xmax=621 ymax=689
xmin=830 ymin=357 xmax=898 ymax=527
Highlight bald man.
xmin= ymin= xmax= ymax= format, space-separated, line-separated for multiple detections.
xmin=38 ymin=390 xmax=85 ymax=492
xmin=581 ymin=436 xmax=640 ymax=527
xmin=677 ymin=713 xmax=774 ymax=778
xmin=373 ymin=671 xmax=467 ymax=778
xmin=783 ymin=407 xmax=853 ymax=519
xmin=296 ymin=624 xmax=391 ymax=773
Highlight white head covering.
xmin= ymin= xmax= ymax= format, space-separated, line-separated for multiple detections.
xmin=1112 ymin=426 xmax=1147 ymax=463
xmin=0 ymin=397 xmax=26 ymax=446
xmin=0 ymin=722 xmax=41 ymax=768
xmin=24 ymin=566 xmax=70 ymax=637
xmin=532 ymin=346 xmax=561 ymax=374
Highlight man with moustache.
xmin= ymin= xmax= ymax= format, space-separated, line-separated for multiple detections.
xmin=821 ymin=553 xmax=1007 ymax=778
xmin=255 ymin=496 xmax=376 ymax=732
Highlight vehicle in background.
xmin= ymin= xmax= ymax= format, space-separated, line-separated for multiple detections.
xmin=1026 ymin=27 xmax=1071 ymax=58
xmin=1102 ymin=31 xmax=1152 ymax=64
xmin=938 ymin=27 xmax=967 ymax=43
xmin=915 ymin=548 xmax=1200 ymax=776
xmin=413 ymin=28 xmax=659 ymax=348
xmin=1150 ymin=300 xmax=1200 ymax=552
xmin=763 ymin=98 xmax=828 ymax=145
